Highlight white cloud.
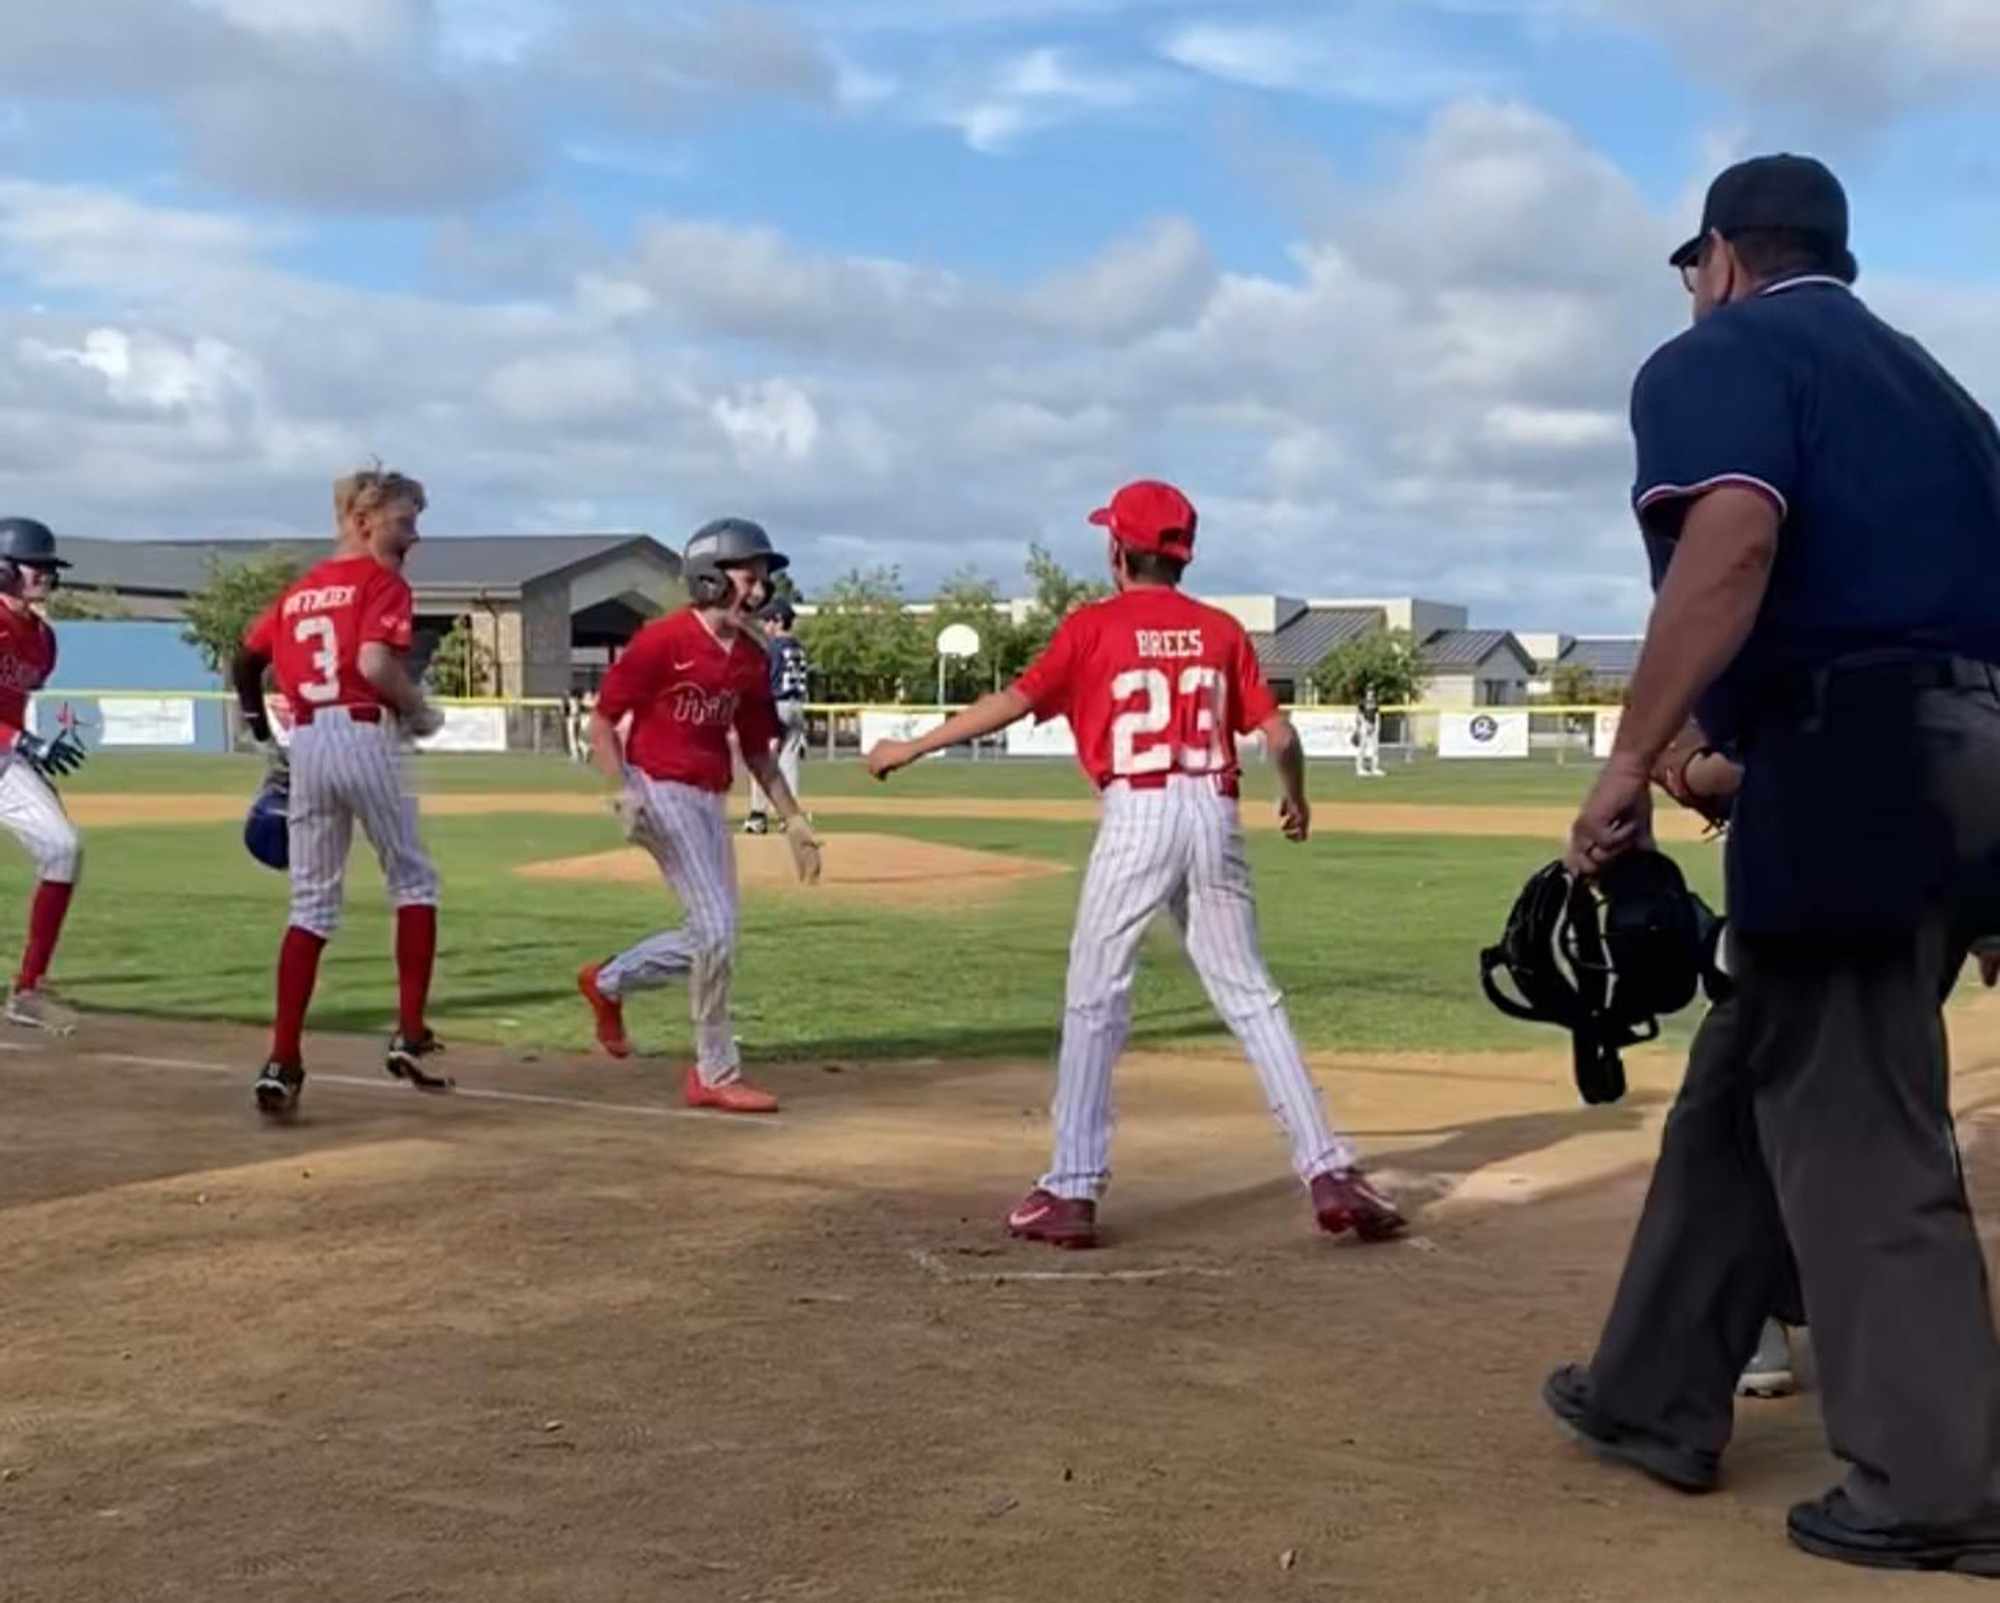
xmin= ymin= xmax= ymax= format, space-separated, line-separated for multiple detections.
xmin=190 ymin=0 xmax=428 ymax=52
xmin=1023 ymin=216 xmax=1217 ymax=340
xmin=1159 ymin=18 xmax=1494 ymax=106
xmin=711 ymin=379 xmax=823 ymax=464
xmin=1612 ymin=0 xmax=2000 ymax=125
xmin=486 ymin=348 xmax=644 ymax=427
xmin=931 ymin=46 xmax=1164 ymax=152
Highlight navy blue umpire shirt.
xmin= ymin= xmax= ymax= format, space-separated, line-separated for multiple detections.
xmin=1630 ymin=275 xmax=2000 ymax=750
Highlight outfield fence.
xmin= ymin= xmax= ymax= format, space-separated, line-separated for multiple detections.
xmin=28 ymin=690 xmax=1625 ymax=765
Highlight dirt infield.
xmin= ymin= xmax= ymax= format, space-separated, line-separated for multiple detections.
xmin=13 ymin=999 xmax=2000 ymax=1600
xmin=67 ymin=790 xmax=1710 ymax=841
xmin=517 ymin=831 xmax=1069 ymax=905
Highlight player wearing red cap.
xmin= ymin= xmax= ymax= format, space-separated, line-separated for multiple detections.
xmin=867 ymin=481 xmax=1403 ymax=1248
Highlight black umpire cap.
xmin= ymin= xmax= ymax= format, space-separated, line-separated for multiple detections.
xmin=1670 ymin=154 xmax=1857 ymax=283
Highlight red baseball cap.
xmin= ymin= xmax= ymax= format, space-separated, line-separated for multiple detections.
xmin=1089 ymin=479 xmax=1197 ymax=562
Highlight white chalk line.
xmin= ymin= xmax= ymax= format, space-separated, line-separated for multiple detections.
xmin=1 ymin=1041 xmax=784 ymax=1129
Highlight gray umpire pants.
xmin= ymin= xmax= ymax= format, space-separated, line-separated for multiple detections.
xmin=748 ymin=700 xmax=806 ymax=816
xmin=1585 ymin=678 xmax=2000 ymax=1529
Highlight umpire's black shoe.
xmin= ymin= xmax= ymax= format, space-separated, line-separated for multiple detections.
xmin=254 ymin=1060 xmax=304 ymax=1118
xmin=1542 ymin=1364 xmax=1720 ymax=1493
xmin=386 ymin=1030 xmax=453 ymax=1092
xmin=1789 ymin=1488 xmax=2000 ymax=1575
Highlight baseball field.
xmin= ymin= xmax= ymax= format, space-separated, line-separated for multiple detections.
xmin=8 ymin=750 xmax=1999 ymax=1600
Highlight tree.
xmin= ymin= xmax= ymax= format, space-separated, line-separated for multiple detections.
xmin=930 ymin=567 xmax=1024 ymax=701
xmin=1017 ymin=543 xmax=1108 ymax=659
xmin=1310 ymin=628 xmax=1425 ymax=705
xmin=796 ymin=567 xmax=932 ymax=703
xmin=180 ymin=552 xmax=301 ymax=673
xmin=1543 ymin=661 xmax=1619 ymax=706
xmin=424 ymin=615 xmax=500 ymax=698
xmin=44 ymin=588 xmax=130 ymax=620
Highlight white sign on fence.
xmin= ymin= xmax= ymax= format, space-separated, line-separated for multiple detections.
xmin=859 ymin=709 xmax=949 ymax=758
xmin=1439 ymin=709 xmax=1530 ymax=759
xmin=416 ymin=705 xmax=509 ymax=753
xmin=1290 ymin=710 xmax=1360 ymax=759
xmin=100 ymin=696 xmax=197 ymax=747
xmin=1004 ymin=716 xmax=1078 ymax=757
xmin=1592 ymin=709 xmax=1624 ymax=759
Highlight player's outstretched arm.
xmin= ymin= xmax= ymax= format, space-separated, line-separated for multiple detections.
xmin=1259 ymin=715 xmax=1311 ymax=843
xmin=586 ymin=711 xmax=625 ymax=789
xmin=867 ymin=689 xmax=1031 ymax=780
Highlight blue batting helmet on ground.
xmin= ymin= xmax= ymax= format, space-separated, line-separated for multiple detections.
xmin=244 ymin=784 xmax=289 ymax=871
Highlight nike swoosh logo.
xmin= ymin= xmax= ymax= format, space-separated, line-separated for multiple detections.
xmin=671 ymin=660 xmax=695 ymax=670
xmin=1009 ymin=1203 xmax=1053 ymax=1227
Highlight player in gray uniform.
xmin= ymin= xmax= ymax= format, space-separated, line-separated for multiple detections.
xmin=745 ymin=602 xmax=810 ymax=835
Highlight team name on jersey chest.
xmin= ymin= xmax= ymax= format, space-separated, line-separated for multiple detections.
xmin=1135 ymin=628 xmax=1204 ymax=658
xmin=283 ymin=584 xmax=359 ymax=618
xmin=0 ymin=651 xmax=44 ymax=691
xmin=669 ymin=681 xmax=740 ymax=726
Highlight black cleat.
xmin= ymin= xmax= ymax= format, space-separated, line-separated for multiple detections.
xmin=386 ymin=1030 xmax=453 ymax=1092
xmin=255 ymin=1060 xmax=304 ymax=1118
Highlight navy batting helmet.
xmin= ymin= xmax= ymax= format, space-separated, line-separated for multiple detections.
xmin=683 ymin=518 xmax=788 ymax=608
xmin=244 ymin=784 xmax=289 ymax=871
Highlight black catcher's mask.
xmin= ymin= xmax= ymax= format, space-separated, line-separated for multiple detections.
xmin=1479 ymin=851 xmax=1730 ymax=1106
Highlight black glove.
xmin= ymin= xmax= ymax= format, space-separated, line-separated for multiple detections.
xmin=15 ymin=728 xmax=87 ymax=779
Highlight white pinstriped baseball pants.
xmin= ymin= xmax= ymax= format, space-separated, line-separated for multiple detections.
xmin=0 ymin=755 xmax=82 ymax=883
xmin=596 ymin=775 xmax=742 ymax=1083
xmin=287 ymin=709 xmax=440 ymax=938
xmin=1041 ymin=773 xmax=1357 ymax=1200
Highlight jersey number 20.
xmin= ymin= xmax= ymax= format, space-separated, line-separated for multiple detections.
xmin=294 ymin=616 xmax=342 ymax=704
xmin=1111 ymin=666 xmax=1227 ymax=777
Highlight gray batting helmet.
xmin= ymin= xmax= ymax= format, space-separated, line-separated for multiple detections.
xmin=0 ymin=517 xmax=67 ymax=598
xmin=0 ymin=517 xmax=68 ymax=569
xmin=683 ymin=517 xmax=788 ymax=608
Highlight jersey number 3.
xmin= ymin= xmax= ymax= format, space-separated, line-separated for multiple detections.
xmin=294 ymin=615 xmax=342 ymax=704
xmin=1111 ymin=666 xmax=1227 ymax=777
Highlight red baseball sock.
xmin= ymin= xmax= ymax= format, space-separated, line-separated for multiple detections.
xmin=15 ymin=880 xmax=75 ymax=992
xmin=395 ymin=904 xmax=437 ymax=1038
xmin=272 ymin=926 xmax=326 ymax=1066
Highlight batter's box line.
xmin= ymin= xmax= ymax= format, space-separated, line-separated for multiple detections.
xmin=0 ymin=1043 xmax=782 ymax=1131
xmin=908 ymin=1248 xmax=1236 ymax=1286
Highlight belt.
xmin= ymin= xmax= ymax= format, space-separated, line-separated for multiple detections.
xmin=1757 ymin=652 xmax=2000 ymax=724
xmin=292 ymin=703 xmax=383 ymax=726
xmin=1110 ymin=772 xmax=1240 ymax=798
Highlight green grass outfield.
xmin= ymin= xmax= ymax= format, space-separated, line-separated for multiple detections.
xmin=14 ymin=750 xmax=1719 ymax=1065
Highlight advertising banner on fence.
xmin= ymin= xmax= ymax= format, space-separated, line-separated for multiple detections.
xmin=1439 ymin=710 xmax=1530 ymax=759
xmin=1592 ymin=708 xmax=1623 ymax=759
xmin=859 ymin=709 xmax=948 ymax=757
xmin=1290 ymin=710 xmax=1360 ymax=759
xmin=1004 ymin=716 xmax=1077 ymax=757
xmin=100 ymin=696 xmax=197 ymax=747
xmin=415 ymin=705 xmax=508 ymax=754
xmin=264 ymin=696 xmax=509 ymax=753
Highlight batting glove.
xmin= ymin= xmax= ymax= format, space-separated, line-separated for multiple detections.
xmin=15 ymin=728 xmax=86 ymax=779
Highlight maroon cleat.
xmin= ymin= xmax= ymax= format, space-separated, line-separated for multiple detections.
xmin=1006 ymin=1187 xmax=1098 ymax=1249
xmin=1311 ymin=1168 xmax=1407 ymax=1242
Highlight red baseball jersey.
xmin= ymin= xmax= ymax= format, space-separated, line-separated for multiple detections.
xmin=243 ymin=555 xmax=415 ymax=711
xmin=0 ymin=599 xmax=57 ymax=741
xmin=597 ymin=609 xmax=781 ymax=793
xmin=1013 ymin=588 xmax=1279 ymax=791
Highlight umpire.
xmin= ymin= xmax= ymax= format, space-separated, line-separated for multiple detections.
xmin=1550 ymin=153 xmax=2000 ymax=1573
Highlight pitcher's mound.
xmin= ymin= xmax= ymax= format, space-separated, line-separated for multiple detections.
xmin=516 ymin=831 xmax=1067 ymax=906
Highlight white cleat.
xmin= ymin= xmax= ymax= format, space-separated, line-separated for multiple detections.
xmin=1737 ymin=1318 xmax=1798 ymax=1399
xmin=5 ymin=985 xmax=79 ymax=1037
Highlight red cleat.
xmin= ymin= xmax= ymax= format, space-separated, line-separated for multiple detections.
xmin=1311 ymin=1168 xmax=1407 ymax=1242
xmin=577 ymin=962 xmax=631 ymax=1059
xmin=683 ymin=1066 xmax=778 ymax=1114
xmin=1006 ymin=1187 xmax=1098 ymax=1249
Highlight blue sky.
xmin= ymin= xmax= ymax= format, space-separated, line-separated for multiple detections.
xmin=3 ymin=0 xmax=1999 ymax=632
